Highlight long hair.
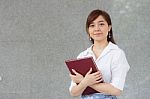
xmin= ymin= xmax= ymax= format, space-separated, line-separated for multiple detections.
xmin=86 ymin=9 xmax=116 ymax=44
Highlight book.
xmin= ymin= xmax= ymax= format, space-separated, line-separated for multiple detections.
xmin=65 ymin=57 xmax=103 ymax=95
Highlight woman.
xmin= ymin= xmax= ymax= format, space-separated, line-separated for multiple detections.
xmin=69 ymin=9 xmax=130 ymax=99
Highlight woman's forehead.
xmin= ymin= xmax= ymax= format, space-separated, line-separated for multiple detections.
xmin=92 ymin=16 xmax=106 ymax=23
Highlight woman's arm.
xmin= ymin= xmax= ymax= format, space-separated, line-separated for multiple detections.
xmin=70 ymin=68 xmax=102 ymax=96
xmin=90 ymin=83 xmax=121 ymax=96
xmin=70 ymin=80 xmax=87 ymax=96
xmin=70 ymin=69 xmax=121 ymax=96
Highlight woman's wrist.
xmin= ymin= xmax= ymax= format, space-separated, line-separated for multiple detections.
xmin=80 ymin=79 xmax=88 ymax=88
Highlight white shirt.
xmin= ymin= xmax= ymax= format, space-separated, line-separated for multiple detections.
xmin=69 ymin=42 xmax=130 ymax=91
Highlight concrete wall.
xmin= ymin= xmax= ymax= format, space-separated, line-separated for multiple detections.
xmin=0 ymin=0 xmax=149 ymax=99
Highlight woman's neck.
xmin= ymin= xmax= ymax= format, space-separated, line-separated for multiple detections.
xmin=93 ymin=40 xmax=109 ymax=51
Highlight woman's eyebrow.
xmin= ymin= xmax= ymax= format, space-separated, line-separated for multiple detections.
xmin=91 ymin=20 xmax=105 ymax=24
xmin=98 ymin=20 xmax=104 ymax=23
xmin=92 ymin=20 xmax=104 ymax=23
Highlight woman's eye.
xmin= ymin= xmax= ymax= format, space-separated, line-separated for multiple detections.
xmin=89 ymin=24 xmax=94 ymax=27
xmin=99 ymin=23 xmax=105 ymax=26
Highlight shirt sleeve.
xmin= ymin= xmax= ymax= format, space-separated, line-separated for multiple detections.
xmin=110 ymin=50 xmax=130 ymax=90
xmin=69 ymin=80 xmax=77 ymax=92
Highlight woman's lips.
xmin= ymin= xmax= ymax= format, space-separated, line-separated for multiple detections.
xmin=94 ymin=33 xmax=103 ymax=35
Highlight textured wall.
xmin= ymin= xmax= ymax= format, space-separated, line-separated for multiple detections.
xmin=0 ymin=0 xmax=149 ymax=99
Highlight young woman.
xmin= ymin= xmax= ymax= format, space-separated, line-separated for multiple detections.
xmin=69 ymin=9 xmax=130 ymax=99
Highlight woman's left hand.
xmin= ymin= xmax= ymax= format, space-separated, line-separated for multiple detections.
xmin=70 ymin=69 xmax=83 ymax=83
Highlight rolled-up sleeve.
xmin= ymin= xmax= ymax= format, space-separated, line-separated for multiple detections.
xmin=110 ymin=50 xmax=130 ymax=90
xmin=69 ymin=80 xmax=77 ymax=92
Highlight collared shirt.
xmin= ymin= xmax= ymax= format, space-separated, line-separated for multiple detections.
xmin=69 ymin=42 xmax=130 ymax=91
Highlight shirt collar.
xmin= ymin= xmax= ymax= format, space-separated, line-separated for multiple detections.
xmin=88 ymin=42 xmax=118 ymax=52
xmin=86 ymin=42 xmax=118 ymax=60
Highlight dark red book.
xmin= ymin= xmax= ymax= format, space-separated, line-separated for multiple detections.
xmin=65 ymin=57 xmax=103 ymax=95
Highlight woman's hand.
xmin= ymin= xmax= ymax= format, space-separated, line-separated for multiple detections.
xmin=81 ymin=68 xmax=103 ymax=86
xmin=70 ymin=69 xmax=84 ymax=83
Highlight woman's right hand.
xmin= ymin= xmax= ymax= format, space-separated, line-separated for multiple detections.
xmin=70 ymin=69 xmax=84 ymax=83
xmin=81 ymin=68 xmax=103 ymax=86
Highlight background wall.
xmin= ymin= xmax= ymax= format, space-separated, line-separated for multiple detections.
xmin=0 ymin=0 xmax=149 ymax=99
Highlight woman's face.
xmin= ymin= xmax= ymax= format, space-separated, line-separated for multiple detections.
xmin=88 ymin=15 xmax=111 ymax=43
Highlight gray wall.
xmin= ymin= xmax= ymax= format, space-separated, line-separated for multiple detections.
xmin=0 ymin=0 xmax=149 ymax=99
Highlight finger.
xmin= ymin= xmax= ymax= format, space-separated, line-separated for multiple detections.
xmin=96 ymin=70 xmax=102 ymax=74
xmin=72 ymin=69 xmax=79 ymax=75
xmin=69 ymin=74 xmax=76 ymax=78
xmin=96 ymin=78 xmax=103 ymax=83
xmin=95 ymin=75 xmax=102 ymax=79
xmin=86 ymin=68 xmax=92 ymax=75
xmin=92 ymin=71 xmax=101 ymax=76
xmin=97 ymin=70 xmax=101 ymax=74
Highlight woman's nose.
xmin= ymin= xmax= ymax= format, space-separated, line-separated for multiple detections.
xmin=95 ymin=25 xmax=100 ymax=31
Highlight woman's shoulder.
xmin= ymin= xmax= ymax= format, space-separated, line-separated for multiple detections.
xmin=110 ymin=42 xmax=125 ymax=54
xmin=110 ymin=43 xmax=127 ymax=60
xmin=77 ymin=46 xmax=92 ymax=59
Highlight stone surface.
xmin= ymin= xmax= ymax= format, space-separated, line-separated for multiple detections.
xmin=0 ymin=0 xmax=149 ymax=99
